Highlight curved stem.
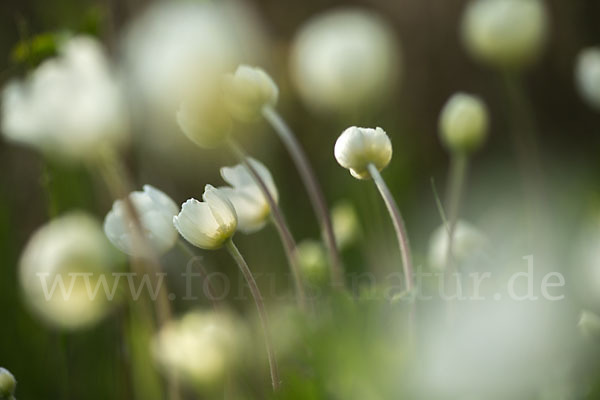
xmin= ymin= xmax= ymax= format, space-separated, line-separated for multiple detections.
xmin=227 ymin=139 xmax=307 ymax=311
xmin=262 ymin=106 xmax=344 ymax=287
xmin=225 ymin=239 xmax=280 ymax=391
xmin=367 ymin=164 xmax=414 ymax=292
xmin=444 ymin=153 xmax=468 ymax=269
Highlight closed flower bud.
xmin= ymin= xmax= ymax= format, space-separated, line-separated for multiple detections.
xmin=578 ymin=310 xmax=600 ymax=342
xmin=104 ymin=185 xmax=179 ymax=257
xmin=428 ymin=220 xmax=487 ymax=271
xmin=223 ymin=65 xmax=278 ymax=122
xmin=290 ymin=7 xmax=401 ymax=114
xmin=461 ymin=0 xmax=549 ymax=70
xmin=0 ymin=368 xmax=16 ymax=399
xmin=219 ymin=158 xmax=278 ymax=233
xmin=152 ymin=310 xmax=245 ymax=386
xmin=439 ymin=93 xmax=489 ymax=154
xmin=331 ymin=200 xmax=361 ymax=249
xmin=1 ymin=36 xmax=128 ymax=161
xmin=176 ymin=93 xmax=232 ymax=149
xmin=334 ymin=126 xmax=392 ymax=179
xmin=173 ymin=185 xmax=237 ymax=250
xmin=19 ymin=213 xmax=118 ymax=330
xmin=575 ymin=47 xmax=600 ymax=111
xmin=296 ymin=240 xmax=329 ymax=286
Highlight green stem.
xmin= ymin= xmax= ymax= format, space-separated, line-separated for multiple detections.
xmin=367 ymin=164 xmax=414 ymax=292
xmin=262 ymin=106 xmax=344 ymax=287
xmin=227 ymin=139 xmax=307 ymax=311
xmin=225 ymin=239 xmax=280 ymax=391
xmin=444 ymin=153 xmax=468 ymax=269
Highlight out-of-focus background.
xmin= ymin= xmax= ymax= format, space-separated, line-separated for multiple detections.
xmin=2 ymin=0 xmax=600 ymax=399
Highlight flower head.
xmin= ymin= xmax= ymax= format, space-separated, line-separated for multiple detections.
xmin=439 ymin=93 xmax=489 ymax=154
xmin=224 ymin=65 xmax=278 ymax=122
xmin=0 ymin=368 xmax=16 ymax=399
xmin=1 ymin=36 xmax=128 ymax=161
xmin=575 ymin=47 xmax=600 ymax=111
xmin=461 ymin=0 xmax=549 ymax=70
xmin=104 ymin=185 xmax=179 ymax=257
xmin=19 ymin=212 xmax=118 ymax=330
xmin=173 ymin=185 xmax=237 ymax=250
xmin=428 ymin=220 xmax=487 ymax=271
xmin=331 ymin=200 xmax=361 ymax=249
xmin=176 ymin=93 xmax=232 ymax=149
xmin=219 ymin=158 xmax=278 ymax=233
xmin=290 ymin=7 xmax=401 ymax=114
xmin=334 ymin=126 xmax=392 ymax=179
xmin=296 ymin=239 xmax=329 ymax=286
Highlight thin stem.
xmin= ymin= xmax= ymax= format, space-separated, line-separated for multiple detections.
xmin=225 ymin=239 xmax=280 ymax=391
xmin=444 ymin=153 xmax=468 ymax=269
xmin=227 ymin=139 xmax=307 ymax=311
xmin=367 ymin=164 xmax=414 ymax=292
xmin=262 ymin=105 xmax=344 ymax=287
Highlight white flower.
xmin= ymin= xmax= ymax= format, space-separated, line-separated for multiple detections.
xmin=224 ymin=65 xmax=279 ymax=122
xmin=219 ymin=158 xmax=278 ymax=233
xmin=19 ymin=212 xmax=118 ymax=330
xmin=103 ymin=185 xmax=179 ymax=257
xmin=173 ymin=185 xmax=237 ymax=250
xmin=439 ymin=93 xmax=489 ymax=154
xmin=461 ymin=0 xmax=549 ymax=70
xmin=575 ymin=47 xmax=600 ymax=111
xmin=427 ymin=220 xmax=487 ymax=271
xmin=334 ymin=126 xmax=392 ymax=179
xmin=1 ymin=36 xmax=128 ymax=161
xmin=290 ymin=7 xmax=401 ymax=114
xmin=152 ymin=310 xmax=245 ymax=386
xmin=0 ymin=368 xmax=16 ymax=399
xmin=176 ymin=94 xmax=232 ymax=149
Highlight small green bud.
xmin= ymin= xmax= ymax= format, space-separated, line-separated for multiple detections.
xmin=439 ymin=93 xmax=489 ymax=154
xmin=0 ymin=368 xmax=16 ymax=399
xmin=296 ymin=240 xmax=329 ymax=286
xmin=578 ymin=310 xmax=600 ymax=342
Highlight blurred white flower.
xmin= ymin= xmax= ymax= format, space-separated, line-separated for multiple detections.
xmin=219 ymin=158 xmax=278 ymax=234
xmin=19 ymin=212 xmax=118 ymax=330
xmin=334 ymin=126 xmax=392 ymax=179
xmin=1 ymin=36 xmax=128 ymax=161
xmin=176 ymin=94 xmax=232 ymax=149
xmin=575 ymin=47 xmax=600 ymax=111
xmin=290 ymin=8 xmax=401 ymax=114
xmin=152 ymin=310 xmax=245 ymax=386
xmin=331 ymin=200 xmax=361 ymax=249
xmin=578 ymin=310 xmax=600 ymax=342
xmin=0 ymin=367 xmax=16 ymax=400
xmin=461 ymin=0 xmax=549 ymax=70
xmin=296 ymin=239 xmax=328 ymax=286
xmin=439 ymin=93 xmax=489 ymax=154
xmin=224 ymin=65 xmax=278 ymax=122
xmin=103 ymin=185 xmax=179 ymax=257
xmin=173 ymin=185 xmax=237 ymax=250
xmin=428 ymin=220 xmax=487 ymax=271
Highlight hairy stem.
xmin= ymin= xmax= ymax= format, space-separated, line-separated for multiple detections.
xmin=262 ymin=106 xmax=344 ymax=287
xmin=225 ymin=239 xmax=280 ymax=391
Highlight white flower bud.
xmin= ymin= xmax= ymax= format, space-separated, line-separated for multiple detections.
xmin=0 ymin=368 xmax=16 ymax=399
xmin=334 ymin=126 xmax=392 ymax=179
xmin=331 ymin=200 xmax=361 ymax=249
xmin=461 ymin=0 xmax=549 ymax=70
xmin=224 ymin=65 xmax=278 ymax=122
xmin=173 ymin=185 xmax=237 ymax=250
xmin=575 ymin=47 xmax=600 ymax=111
xmin=578 ymin=310 xmax=600 ymax=342
xmin=290 ymin=7 xmax=401 ymax=114
xmin=104 ymin=185 xmax=179 ymax=257
xmin=219 ymin=158 xmax=278 ymax=234
xmin=176 ymin=93 xmax=232 ymax=149
xmin=439 ymin=93 xmax=489 ymax=154
xmin=1 ymin=36 xmax=128 ymax=161
xmin=428 ymin=220 xmax=487 ymax=271
xmin=296 ymin=240 xmax=329 ymax=286
xmin=152 ymin=310 xmax=245 ymax=386
xmin=19 ymin=213 xmax=118 ymax=330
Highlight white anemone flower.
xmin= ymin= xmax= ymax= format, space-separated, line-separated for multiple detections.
xmin=1 ymin=36 xmax=128 ymax=161
xmin=103 ymin=185 xmax=179 ymax=257
xmin=224 ymin=65 xmax=279 ymax=122
xmin=334 ymin=126 xmax=392 ymax=179
xmin=575 ymin=47 xmax=600 ymax=111
xmin=290 ymin=7 xmax=401 ymax=114
xmin=439 ymin=93 xmax=490 ymax=154
xmin=173 ymin=185 xmax=237 ymax=250
xmin=219 ymin=158 xmax=278 ymax=234
xmin=19 ymin=212 xmax=118 ymax=330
